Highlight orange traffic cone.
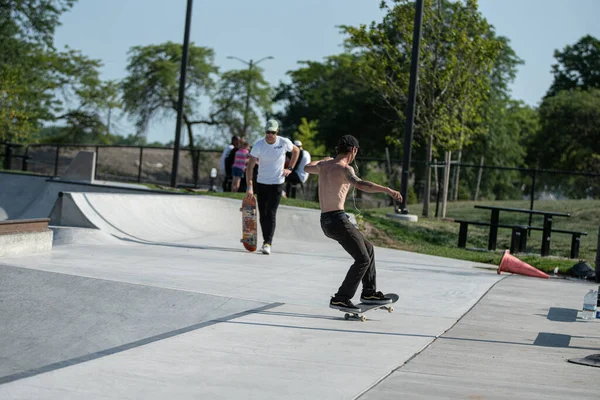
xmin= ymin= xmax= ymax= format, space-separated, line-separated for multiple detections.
xmin=497 ymin=250 xmax=549 ymax=279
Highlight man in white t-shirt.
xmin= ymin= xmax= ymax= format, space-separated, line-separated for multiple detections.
xmin=245 ymin=119 xmax=300 ymax=254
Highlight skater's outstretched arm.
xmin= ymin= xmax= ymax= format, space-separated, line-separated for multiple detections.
xmin=304 ymin=157 xmax=332 ymax=174
xmin=345 ymin=165 xmax=403 ymax=201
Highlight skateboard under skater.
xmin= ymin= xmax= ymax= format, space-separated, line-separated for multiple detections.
xmin=240 ymin=195 xmax=258 ymax=252
xmin=341 ymin=293 xmax=399 ymax=322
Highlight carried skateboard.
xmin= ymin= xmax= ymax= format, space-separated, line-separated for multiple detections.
xmin=341 ymin=293 xmax=399 ymax=322
xmin=240 ymin=195 xmax=257 ymax=252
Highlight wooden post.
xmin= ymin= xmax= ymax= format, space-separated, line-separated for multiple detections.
xmin=452 ymin=147 xmax=462 ymax=201
xmin=137 ymin=147 xmax=144 ymax=183
xmin=433 ymin=158 xmax=438 ymax=197
xmin=422 ymin=135 xmax=433 ymax=217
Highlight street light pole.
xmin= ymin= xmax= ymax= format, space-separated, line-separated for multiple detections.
xmin=170 ymin=0 xmax=194 ymax=188
xmin=226 ymin=56 xmax=273 ymax=136
xmin=399 ymin=0 xmax=424 ymax=214
xmin=243 ymin=60 xmax=253 ymax=136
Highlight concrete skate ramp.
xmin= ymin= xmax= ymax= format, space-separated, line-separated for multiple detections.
xmin=0 ymin=172 xmax=159 ymax=222
xmin=0 ymin=264 xmax=270 ymax=383
xmin=52 ymin=192 xmax=328 ymax=246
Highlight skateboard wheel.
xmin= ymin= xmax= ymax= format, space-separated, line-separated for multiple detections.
xmin=344 ymin=313 xmax=350 ymax=320
xmin=360 ymin=316 xmax=367 ymax=322
xmin=388 ymin=307 xmax=394 ymax=313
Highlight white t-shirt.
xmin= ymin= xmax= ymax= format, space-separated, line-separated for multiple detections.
xmin=295 ymin=150 xmax=311 ymax=183
xmin=250 ymin=136 xmax=293 ymax=185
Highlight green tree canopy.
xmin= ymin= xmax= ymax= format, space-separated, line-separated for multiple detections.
xmin=0 ymin=0 xmax=75 ymax=47
xmin=274 ymin=53 xmax=397 ymax=157
xmin=122 ymin=42 xmax=219 ymax=140
xmin=212 ymin=65 xmax=272 ymax=142
xmin=547 ymin=35 xmax=600 ymax=97
xmin=534 ymin=89 xmax=600 ymax=172
xmin=292 ymin=118 xmax=326 ymax=156
xmin=342 ymin=0 xmax=501 ymax=152
xmin=1 ymin=0 xmax=114 ymax=144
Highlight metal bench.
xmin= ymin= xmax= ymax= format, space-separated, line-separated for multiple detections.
xmin=454 ymin=220 xmax=529 ymax=254
xmin=526 ymin=226 xmax=588 ymax=259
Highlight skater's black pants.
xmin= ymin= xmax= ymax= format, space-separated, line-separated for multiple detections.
xmin=320 ymin=210 xmax=376 ymax=300
xmin=255 ymin=182 xmax=284 ymax=244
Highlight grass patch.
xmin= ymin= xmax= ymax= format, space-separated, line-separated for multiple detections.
xmin=363 ymin=199 xmax=599 ymax=273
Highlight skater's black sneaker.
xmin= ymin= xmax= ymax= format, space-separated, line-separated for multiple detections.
xmin=329 ymin=297 xmax=360 ymax=312
xmin=360 ymin=291 xmax=393 ymax=305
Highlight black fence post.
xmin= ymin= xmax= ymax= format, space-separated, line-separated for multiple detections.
xmin=4 ymin=144 xmax=12 ymax=170
xmin=94 ymin=145 xmax=99 ymax=181
xmin=528 ymin=169 xmax=537 ymax=231
xmin=54 ymin=145 xmax=60 ymax=176
xmin=22 ymin=146 xmax=29 ymax=171
xmin=193 ymin=149 xmax=200 ymax=188
xmin=138 ymin=147 xmax=144 ymax=183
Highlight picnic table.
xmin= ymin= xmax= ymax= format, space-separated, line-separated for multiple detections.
xmin=473 ymin=205 xmax=571 ymax=256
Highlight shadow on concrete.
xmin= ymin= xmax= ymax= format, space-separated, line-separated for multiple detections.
xmin=546 ymin=307 xmax=579 ymax=322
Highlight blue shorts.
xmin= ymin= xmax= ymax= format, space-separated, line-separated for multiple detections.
xmin=232 ymin=167 xmax=244 ymax=177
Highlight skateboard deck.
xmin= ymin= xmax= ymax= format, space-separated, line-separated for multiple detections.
xmin=240 ymin=195 xmax=257 ymax=252
xmin=340 ymin=293 xmax=399 ymax=322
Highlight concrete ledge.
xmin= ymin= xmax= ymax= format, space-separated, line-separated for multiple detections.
xmin=0 ymin=218 xmax=53 ymax=257
xmin=0 ymin=230 xmax=53 ymax=257
xmin=0 ymin=218 xmax=51 ymax=234
xmin=387 ymin=213 xmax=419 ymax=222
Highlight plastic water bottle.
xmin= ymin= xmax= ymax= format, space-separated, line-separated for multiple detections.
xmin=582 ymin=289 xmax=597 ymax=320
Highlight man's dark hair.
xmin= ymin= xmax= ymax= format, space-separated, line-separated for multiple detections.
xmin=231 ymin=136 xmax=241 ymax=145
xmin=336 ymin=135 xmax=360 ymax=155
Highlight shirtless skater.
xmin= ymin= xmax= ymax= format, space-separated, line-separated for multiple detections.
xmin=304 ymin=135 xmax=403 ymax=312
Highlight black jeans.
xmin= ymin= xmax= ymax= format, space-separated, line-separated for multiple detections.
xmin=255 ymin=182 xmax=284 ymax=244
xmin=320 ymin=210 xmax=376 ymax=300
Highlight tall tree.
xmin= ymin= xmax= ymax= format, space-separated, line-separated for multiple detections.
xmin=460 ymin=35 xmax=528 ymax=200
xmin=212 ymin=66 xmax=271 ymax=142
xmin=122 ymin=42 xmax=221 ymax=160
xmin=532 ymin=89 xmax=600 ymax=198
xmin=274 ymin=54 xmax=397 ymax=157
xmin=0 ymin=0 xmax=76 ymax=47
xmin=342 ymin=0 xmax=502 ymax=216
xmin=550 ymin=90 xmax=600 ymax=167
xmin=0 ymin=0 xmax=115 ymax=144
xmin=547 ymin=35 xmax=600 ymax=97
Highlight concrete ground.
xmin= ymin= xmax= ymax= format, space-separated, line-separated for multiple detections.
xmin=0 ymin=184 xmax=598 ymax=399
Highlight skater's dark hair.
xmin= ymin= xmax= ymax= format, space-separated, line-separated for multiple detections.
xmin=336 ymin=135 xmax=360 ymax=155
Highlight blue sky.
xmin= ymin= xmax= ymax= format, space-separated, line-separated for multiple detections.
xmin=53 ymin=0 xmax=600 ymax=145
